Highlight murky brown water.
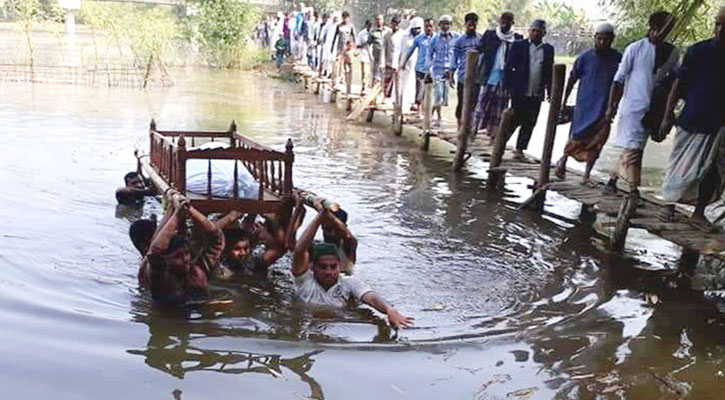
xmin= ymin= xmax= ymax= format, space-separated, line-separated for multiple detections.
xmin=2 ymin=70 xmax=725 ymax=399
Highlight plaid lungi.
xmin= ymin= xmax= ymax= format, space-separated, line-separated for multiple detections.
xmin=473 ymin=84 xmax=509 ymax=138
xmin=563 ymin=119 xmax=610 ymax=163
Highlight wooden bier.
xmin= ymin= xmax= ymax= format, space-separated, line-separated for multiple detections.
xmin=138 ymin=119 xmax=294 ymax=221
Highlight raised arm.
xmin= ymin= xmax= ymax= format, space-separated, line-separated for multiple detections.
xmin=292 ymin=211 xmax=325 ymax=277
xmin=187 ymin=205 xmax=225 ymax=273
xmin=285 ymin=196 xmax=308 ymax=251
xmin=214 ymin=210 xmax=243 ymax=230
xmin=148 ymin=195 xmax=184 ymax=256
xmin=361 ymin=292 xmax=414 ymax=329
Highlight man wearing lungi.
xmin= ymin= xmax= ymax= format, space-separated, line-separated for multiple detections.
xmin=555 ymin=23 xmax=621 ymax=184
xmin=603 ymin=11 xmax=680 ymax=195
xmin=472 ymin=12 xmax=522 ymax=141
xmin=426 ymin=15 xmax=457 ymax=126
xmin=658 ymin=7 xmax=725 ymax=231
xmin=503 ymin=19 xmax=554 ymax=161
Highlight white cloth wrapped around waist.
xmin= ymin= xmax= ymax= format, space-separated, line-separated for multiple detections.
xmin=185 ymin=142 xmax=260 ymax=199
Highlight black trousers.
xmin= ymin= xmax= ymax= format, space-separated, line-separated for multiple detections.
xmin=456 ymin=81 xmax=481 ymax=120
xmin=414 ymin=71 xmax=425 ymax=105
xmin=508 ymin=95 xmax=542 ymax=151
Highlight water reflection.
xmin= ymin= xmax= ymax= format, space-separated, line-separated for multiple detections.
xmin=129 ymin=305 xmax=326 ymax=399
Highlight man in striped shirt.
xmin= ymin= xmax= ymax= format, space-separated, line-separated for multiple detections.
xmin=447 ymin=12 xmax=481 ymax=129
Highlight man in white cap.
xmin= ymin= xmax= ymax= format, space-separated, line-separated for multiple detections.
xmin=555 ymin=22 xmax=622 ymax=184
xmin=657 ymin=7 xmax=725 ymax=232
xmin=426 ymin=15 xmax=457 ymax=126
xmin=502 ymin=19 xmax=555 ymax=160
xmin=396 ymin=16 xmax=425 ymax=110
xmin=603 ymin=11 xmax=680 ymax=197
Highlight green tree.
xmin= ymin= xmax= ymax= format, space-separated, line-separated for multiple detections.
xmin=191 ymin=0 xmax=260 ymax=67
xmin=599 ymin=0 xmax=719 ymax=47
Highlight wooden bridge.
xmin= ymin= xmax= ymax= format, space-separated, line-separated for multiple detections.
xmin=283 ymin=55 xmax=725 ymax=261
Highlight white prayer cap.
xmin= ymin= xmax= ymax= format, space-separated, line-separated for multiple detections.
xmin=595 ymin=22 xmax=615 ymax=34
xmin=439 ymin=15 xmax=453 ymax=23
xmin=409 ymin=17 xmax=424 ymax=30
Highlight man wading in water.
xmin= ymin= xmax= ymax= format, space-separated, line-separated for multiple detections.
xmin=292 ymin=208 xmax=413 ymax=329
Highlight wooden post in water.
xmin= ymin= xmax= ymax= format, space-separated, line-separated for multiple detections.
xmin=611 ymin=191 xmax=638 ymax=252
xmin=392 ymin=71 xmax=403 ymax=136
xmin=488 ymin=109 xmax=515 ymax=189
xmin=521 ymin=63 xmax=565 ymax=211
xmin=452 ymin=51 xmax=480 ymax=173
xmin=421 ymin=81 xmax=433 ymax=151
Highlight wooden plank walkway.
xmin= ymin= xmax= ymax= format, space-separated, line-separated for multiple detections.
xmin=281 ymin=62 xmax=725 ymax=259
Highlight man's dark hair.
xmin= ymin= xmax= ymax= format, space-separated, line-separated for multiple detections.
xmin=333 ymin=208 xmax=348 ymax=225
xmin=129 ymin=219 xmax=157 ymax=255
xmin=464 ymin=12 xmax=478 ymax=24
xmin=224 ymin=228 xmax=251 ymax=252
xmin=323 ymin=13 xmax=329 ymax=19
xmin=165 ymin=235 xmax=188 ymax=255
xmin=364 ymin=19 xmax=372 ymax=28
xmin=314 ymin=11 xmax=318 ymax=18
xmin=424 ymin=17 xmax=435 ymax=25
xmin=124 ymin=171 xmax=139 ymax=185
xmin=342 ymin=11 xmax=350 ymax=18
xmin=649 ymin=11 xmax=675 ymax=31
xmin=501 ymin=12 xmax=514 ymax=21
xmin=391 ymin=15 xmax=401 ymax=24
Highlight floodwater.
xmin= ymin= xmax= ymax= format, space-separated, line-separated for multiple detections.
xmin=2 ymin=70 xmax=725 ymax=400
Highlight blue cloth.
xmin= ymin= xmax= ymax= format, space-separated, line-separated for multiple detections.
xmin=570 ymin=48 xmax=622 ymax=138
xmin=504 ymin=39 xmax=554 ymax=99
xmin=447 ymin=32 xmax=481 ymax=82
xmin=406 ymin=33 xmax=433 ymax=73
xmin=676 ymin=38 xmax=724 ymax=135
xmin=486 ymin=50 xmax=505 ymax=85
xmin=427 ymin=32 xmax=457 ymax=79
xmin=295 ymin=13 xmax=304 ymax=32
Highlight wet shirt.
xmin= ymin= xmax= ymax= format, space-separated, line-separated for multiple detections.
xmin=427 ymin=32 xmax=457 ymax=79
xmin=676 ymin=38 xmax=724 ymax=135
xmin=405 ymin=33 xmax=433 ymax=73
xmin=570 ymin=47 xmax=622 ymax=138
xmin=447 ymin=32 xmax=482 ymax=82
xmin=294 ymin=270 xmax=372 ymax=308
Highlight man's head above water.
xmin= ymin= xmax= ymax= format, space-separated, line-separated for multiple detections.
xmin=224 ymin=228 xmax=253 ymax=266
xmin=322 ymin=208 xmax=348 ymax=244
xmin=129 ymin=219 xmax=157 ymax=255
xmin=312 ymin=242 xmax=341 ymax=288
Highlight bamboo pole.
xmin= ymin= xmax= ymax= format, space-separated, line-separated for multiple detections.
xmin=392 ymin=70 xmax=403 ymax=136
xmin=531 ymin=63 xmax=566 ymax=211
xmin=422 ymin=81 xmax=433 ymax=151
xmin=452 ymin=51 xmax=480 ymax=173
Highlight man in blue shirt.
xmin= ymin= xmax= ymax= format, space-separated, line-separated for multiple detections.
xmin=502 ymin=19 xmax=554 ymax=161
xmin=658 ymin=7 xmax=725 ymax=231
xmin=402 ymin=18 xmax=435 ymax=112
xmin=555 ymin=23 xmax=621 ymax=183
xmin=447 ymin=12 xmax=481 ymax=129
xmin=426 ymin=15 xmax=457 ymax=126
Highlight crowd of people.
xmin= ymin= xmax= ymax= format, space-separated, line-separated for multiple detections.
xmin=120 ymin=5 xmax=723 ymax=328
xmin=264 ymin=4 xmax=724 ymax=231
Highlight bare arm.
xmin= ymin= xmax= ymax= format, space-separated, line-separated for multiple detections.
xmin=658 ymin=78 xmax=681 ymax=138
xmin=292 ymin=211 xmax=325 ymax=277
xmin=361 ymin=292 xmax=414 ymax=329
xmin=604 ymin=81 xmax=624 ymax=122
xmin=285 ymin=196 xmax=307 ymax=251
xmin=214 ymin=210 xmax=243 ymax=230
xmin=562 ymin=73 xmax=579 ymax=109
xmin=148 ymin=199 xmax=182 ymax=256
xmin=313 ymin=200 xmax=357 ymax=263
